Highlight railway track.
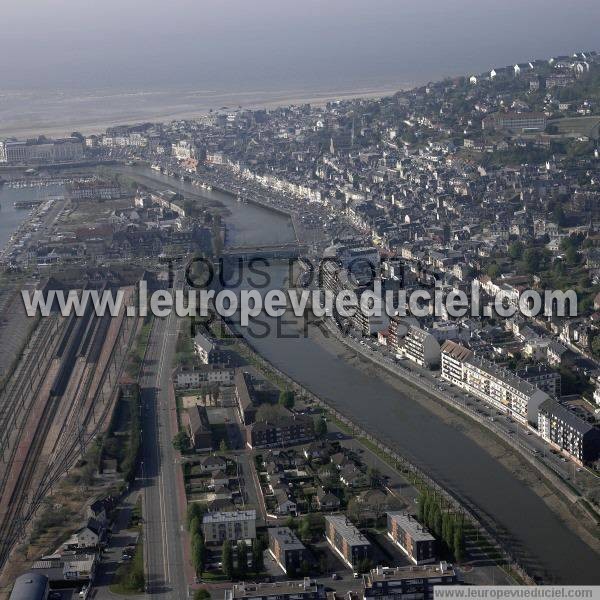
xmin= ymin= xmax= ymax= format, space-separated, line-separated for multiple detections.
xmin=0 ymin=301 xmax=139 ymax=570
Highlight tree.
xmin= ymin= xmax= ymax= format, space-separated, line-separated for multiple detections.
xmin=194 ymin=590 xmax=211 ymax=600
xmin=368 ymin=467 xmax=382 ymax=489
xmin=508 ymin=241 xmax=523 ymax=260
xmin=192 ymin=533 xmax=206 ymax=576
xmin=315 ymin=417 xmax=328 ymax=438
xmin=173 ymin=431 xmax=191 ymax=453
xmin=222 ymin=540 xmax=234 ymax=579
xmin=298 ymin=516 xmax=312 ymax=542
xmin=236 ymin=541 xmax=248 ymax=579
xmin=188 ymin=502 xmax=205 ymax=529
xmin=357 ymin=557 xmax=373 ymax=574
xmin=251 ymin=538 xmax=264 ymax=573
xmin=219 ymin=439 xmax=229 ymax=453
xmin=279 ymin=390 xmax=295 ymax=409
xmin=189 ymin=517 xmax=201 ymax=538
xmin=453 ymin=525 xmax=465 ymax=563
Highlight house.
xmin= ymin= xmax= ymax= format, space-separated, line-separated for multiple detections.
xmin=211 ymin=470 xmax=230 ymax=487
xmin=198 ymin=455 xmax=227 ymax=473
xmin=63 ymin=518 xmax=105 ymax=550
xmin=273 ymin=489 xmax=297 ymax=516
xmin=340 ymin=464 xmax=368 ymax=488
xmin=315 ymin=487 xmax=341 ymax=511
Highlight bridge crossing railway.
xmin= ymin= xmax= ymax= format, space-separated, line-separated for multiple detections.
xmin=0 ymin=285 xmax=139 ymax=571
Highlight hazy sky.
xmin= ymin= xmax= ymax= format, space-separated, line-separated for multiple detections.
xmin=1 ymin=0 xmax=600 ymax=91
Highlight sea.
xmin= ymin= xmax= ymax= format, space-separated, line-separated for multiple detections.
xmin=1 ymin=0 xmax=599 ymax=138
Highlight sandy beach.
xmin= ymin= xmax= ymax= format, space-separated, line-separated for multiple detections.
xmin=0 ymin=84 xmax=410 ymax=139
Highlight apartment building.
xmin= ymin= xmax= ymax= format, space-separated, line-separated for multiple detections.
xmin=386 ymin=513 xmax=437 ymax=565
xmin=174 ymin=364 xmax=234 ymax=389
xmin=483 ymin=112 xmax=547 ymax=132
xmin=0 ymin=137 xmax=84 ymax=164
xmin=402 ymin=326 xmax=441 ymax=369
xmin=441 ymin=340 xmax=549 ymax=425
xmin=235 ymin=370 xmax=257 ymax=425
xmin=268 ymin=527 xmax=309 ymax=575
xmin=202 ymin=510 xmax=257 ymax=544
xmin=538 ymin=399 xmax=600 ymax=464
xmin=194 ymin=332 xmax=228 ymax=365
xmin=363 ymin=563 xmax=457 ymax=600
xmin=324 ymin=515 xmax=372 ymax=569
xmin=515 ymin=364 xmax=561 ymax=398
xmin=247 ymin=415 xmax=315 ymax=449
xmin=225 ymin=579 xmax=326 ymax=600
xmin=184 ymin=405 xmax=213 ymax=451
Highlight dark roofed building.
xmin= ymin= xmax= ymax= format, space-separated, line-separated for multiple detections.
xmin=185 ymin=405 xmax=213 ymax=451
xmin=9 ymin=572 xmax=49 ymax=600
xmin=235 ymin=370 xmax=257 ymax=425
xmin=538 ymin=399 xmax=600 ymax=464
xmin=247 ymin=415 xmax=315 ymax=449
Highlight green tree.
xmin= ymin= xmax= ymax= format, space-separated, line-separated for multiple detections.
xmin=315 ymin=417 xmax=328 ymax=438
xmin=356 ymin=557 xmax=373 ymax=574
xmin=222 ymin=540 xmax=234 ymax=579
xmin=236 ymin=541 xmax=248 ymax=579
xmin=251 ymin=538 xmax=264 ymax=573
xmin=368 ymin=467 xmax=382 ymax=489
xmin=194 ymin=590 xmax=211 ymax=600
xmin=189 ymin=517 xmax=201 ymax=538
xmin=173 ymin=431 xmax=191 ymax=453
xmin=192 ymin=533 xmax=206 ymax=576
xmin=187 ymin=502 xmax=205 ymax=529
xmin=298 ymin=516 xmax=312 ymax=542
xmin=219 ymin=439 xmax=229 ymax=453
xmin=279 ymin=390 xmax=295 ymax=409
xmin=453 ymin=525 xmax=465 ymax=563
xmin=508 ymin=241 xmax=523 ymax=260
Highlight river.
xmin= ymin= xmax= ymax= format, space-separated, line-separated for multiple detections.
xmin=0 ymin=185 xmax=33 ymax=249
xmin=122 ymin=166 xmax=599 ymax=584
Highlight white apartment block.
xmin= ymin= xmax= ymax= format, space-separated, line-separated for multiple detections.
xmin=441 ymin=340 xmax=549 ymax=425
xmin=202 ymin=510 xmax=257 ymax=543
xmin=402 ymin=326 xmax=441 ymax=369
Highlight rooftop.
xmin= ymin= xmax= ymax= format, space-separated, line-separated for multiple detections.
xmin=387 ymin=512 xmax=435 ymax=542
xmin=325 ymin=515 xmax=371 ymax=547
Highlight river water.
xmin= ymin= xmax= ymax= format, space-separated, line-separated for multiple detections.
xmin=0 ymin=185 xmax=34 ymax=249
xmin=123 ymin=166 xmax=599 ymax=584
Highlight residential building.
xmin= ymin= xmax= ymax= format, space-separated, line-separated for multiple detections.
xmin=174 ymin=364 xmax=234 ymax=389
xmin=363 ymin=563 xmax=457 ymax=600
xmin=325 ymin=515 xmax=372 ymax=569
xmin=247 ymin=415 xmax=315 ymax=449
xmin=386 ymin=513 xmax=436 ymax=565
xmin=225 ymin=579 xmax=326 ymax=600
xmin=194 ymin=332 xmax=228 ymax=365
xmin=202 ymin=510 xmax=257 ymax=543
xmin=441 ymin=341 xmax=549 ymax=425
xmin=483 ymin=112 xmax=547 ymax=132
xmin=515 ymin=364 xmax=561 ymax=398
xmin=403 ymin=326 xmax=441 ymax=369
xmin=268 ymin=527 xmax=310 ymax=575
xmin=0 ymin=137 xmax=84 ymax=164
xmin=235 ymin=370 xmax=257 ymax=425
xmin=537 ymin=399 xmax=600 ymax=464
xmin=184 ymin=405 xmax=213 ymax=451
